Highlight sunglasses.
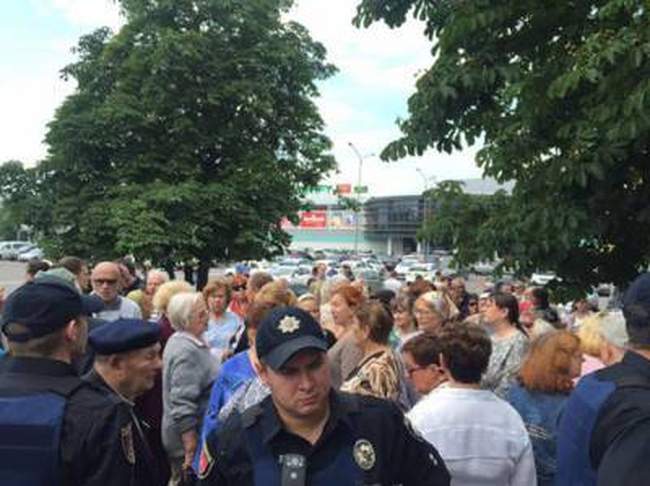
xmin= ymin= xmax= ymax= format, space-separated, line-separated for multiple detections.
xmin=93 ymin=278 xmax=118 ymax=286
xmin=232 ymin=285 xmax=247 ymax=291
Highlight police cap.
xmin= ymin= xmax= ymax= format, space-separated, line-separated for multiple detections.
xmin=623 ymin=272 xmax=650 ymax=345
xmin=89 ymin=318 xmax=161 ymax=355
xmin=255 ymin=306 xmax=328 ymax=370
xmin=2 ymin=276 xmax=104 ymax=342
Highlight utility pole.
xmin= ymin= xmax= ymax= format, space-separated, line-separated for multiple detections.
xmin=348 ymin=142 xmax=373 ymax=256
xmin=417 ymin=168 xmax=435 ymax=260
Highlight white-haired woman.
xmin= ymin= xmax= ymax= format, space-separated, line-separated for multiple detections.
xmin=162 ymin=291 xmax=219 ymax=485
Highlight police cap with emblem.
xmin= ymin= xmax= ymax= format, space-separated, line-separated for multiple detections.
xmin=89 ymin=318 xmax=161 ymax=355
xmin=255 ymin=306 xmax=328 ymax=370
xmin=2 ymin=272 xmax=104 ymax=342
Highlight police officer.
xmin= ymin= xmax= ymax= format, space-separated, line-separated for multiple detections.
xmin=0 ymin=274 xmax=137 ymax=485
xmin=197 ymin=306 xmax=450 ymax=486
xmin=556 ymin=273 xmax=650 ymax=485
xmin=85 ymin=318 xmax=164 ymax=486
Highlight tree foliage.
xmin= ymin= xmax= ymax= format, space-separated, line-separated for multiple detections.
xmin=0 ymin=161 xmax=52 ymax=241
xmin=355 ymin=0 xmax=650 ymax=295
xmin=35 ymin=0 xmax=336 ymax=275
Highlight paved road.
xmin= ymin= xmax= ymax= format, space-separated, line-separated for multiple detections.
xmin=0 ymin=261 xmax=27 ymax=296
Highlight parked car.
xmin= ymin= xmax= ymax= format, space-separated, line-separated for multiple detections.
xmin=405 ymin=263 xmax=437 ymax=283
xmin=531 ymin=271 xmax=559 ymax=286
xmin=17 ymin=246 xmax=44 ymax=261
xmin=0 ymin=241 xmax=32 ymax=260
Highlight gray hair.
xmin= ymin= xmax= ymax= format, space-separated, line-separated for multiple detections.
xmin=167 ymin=291 xmax=203 ymax=331
xmin=147 ymin=269 xmax=169 ymax=283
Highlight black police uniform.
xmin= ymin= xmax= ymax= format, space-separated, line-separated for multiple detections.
xmin=0 ymin=356 xmax=138 ymax=485
xmin=84 ymin=368 xmax=161 ymax=486
xmin=197 ymin=390 xmax=450 ymax=486
xmin=588 ymin=352 xmax=650 ymax=485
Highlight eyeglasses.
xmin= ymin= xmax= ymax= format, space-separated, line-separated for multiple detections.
xmin=468 ymin=302 xmax=479 ymax=307
xmin=232 ymin=285 xmax=247 ymax=291
xmin=406 ymin=366 xmax=426 ymax=377
xmin=93 ymin=278 xmax=118 ymax=286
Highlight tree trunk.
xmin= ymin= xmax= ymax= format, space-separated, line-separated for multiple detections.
xmin=196 ymin=260 xmax=210 ymax=291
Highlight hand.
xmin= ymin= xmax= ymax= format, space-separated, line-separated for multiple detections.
xmin=181 ymin=430 xmax=198 ymax=470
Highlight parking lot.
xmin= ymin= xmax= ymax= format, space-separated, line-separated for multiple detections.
xmin=0 ymin=261 xmax=27 ymax=296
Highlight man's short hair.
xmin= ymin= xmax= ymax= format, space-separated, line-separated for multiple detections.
xmin=438 ymin=323 xmax=492 ymax=384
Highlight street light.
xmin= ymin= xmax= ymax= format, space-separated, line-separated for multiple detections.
xmin=348 ymin=142 xmax=374 ymax=256
xmin=416 ymin=168 xmax=436 ymax=259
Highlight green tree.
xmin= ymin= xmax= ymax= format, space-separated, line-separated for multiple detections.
xmin=355 ymin=0 xmax=650 ymax=296
xmin=0 ymin=161 xmax=52 ymax=241
xmin=39 ymin=0 xmax=336 ymax=287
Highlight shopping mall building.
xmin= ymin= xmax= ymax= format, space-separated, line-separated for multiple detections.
xmin=285 ymin=178 xmax=511 ymax=255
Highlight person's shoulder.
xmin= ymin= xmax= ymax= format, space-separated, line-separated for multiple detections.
xmin=68 ymin=379 xmax=125 ymax=414
xmin=339 ymin=391 xmax=400 ymax=419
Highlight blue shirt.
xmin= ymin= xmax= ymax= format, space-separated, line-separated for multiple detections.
xmin=202 ymin=311 xmax=242 ymax=360
xmin=194 ymin=351 xmax=255 ymax=472
xmin=507 ymin=383 xmax=568 ymax=486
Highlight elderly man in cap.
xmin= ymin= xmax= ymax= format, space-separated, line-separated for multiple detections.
xmin=556 ymin=273 xmax=650 ymax=486
xmin=85 ymin=318 xmax=163 ymax=486
xmin=0 ymin=274 xmax=138 ymax=485
xmin=197 ymin=306 xmax=450 ymax=486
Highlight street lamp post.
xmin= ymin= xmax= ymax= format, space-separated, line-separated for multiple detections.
xmin=348 ymin=142 xmax=373 ymax=256
xmin=416 ymin=168 xmax=433 ymax=259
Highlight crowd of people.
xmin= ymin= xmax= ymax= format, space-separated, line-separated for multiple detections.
xmin=1 ymin=255 xmax=649 ymax=485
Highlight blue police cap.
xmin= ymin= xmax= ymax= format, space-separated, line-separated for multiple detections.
xmin=89 ymin=318 xmax=161 ymax=355
xmin=2 ymin=278 xmax=104 ymax=342
xmin=255 ymin=306 xmax=328 ymax=370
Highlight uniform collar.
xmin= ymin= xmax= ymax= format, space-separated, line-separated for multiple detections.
xmin=2 ymin=356 xmax=76 ymax=377
xmin=259 ymin=389 xmax=358 ymax=445
xmin=621 ymin=350 xmax=650 ymax=377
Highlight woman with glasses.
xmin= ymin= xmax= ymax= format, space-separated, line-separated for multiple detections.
xmin=162 ymin=291 xmax=219 ymax=485
xmin=413 ymin=290 xmax=455 ymax=333
xmin=227 ymin=274 xmax=248 ymax=319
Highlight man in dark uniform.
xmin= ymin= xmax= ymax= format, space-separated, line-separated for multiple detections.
xmin=197 ymin=306 xmax=450 ymax=486
xmin=556 ymin=272 xmax=650 ymax=485
xmin=0 ymin=274 xmax=138 ymax=485
xmin=85 ymin=318 xmax=164 ymax=486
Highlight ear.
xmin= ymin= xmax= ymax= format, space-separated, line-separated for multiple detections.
xmin=438 ymin=353 xmax=452 ymax=377
xmin=257 ymin=362 xmax=270 ymax=385
xmin=62 ymin=318 xmax=80 ymax=342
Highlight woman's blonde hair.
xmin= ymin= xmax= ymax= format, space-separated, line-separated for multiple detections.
xmin=577 ymin=314 xmax=606 ymax=357
xmin=152 ymin=280 xmax=193 ymax=314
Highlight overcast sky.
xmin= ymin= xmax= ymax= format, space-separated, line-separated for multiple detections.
xmin=0 ymin=0 xmax=483 ymax=196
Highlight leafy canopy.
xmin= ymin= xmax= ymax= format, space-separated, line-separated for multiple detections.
xmin=27 ymin=0 xmax=336 ymax=266
xmin=355 ymin=0 xmax=650 ymax=296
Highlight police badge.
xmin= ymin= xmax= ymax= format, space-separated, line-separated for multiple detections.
xmin=120 ymin=423 xmax=136 ymax=465
xmin=278 ymin=315 xmax=301 ymax=334
xmin=353 ymin=438 xmax=376 ymax=471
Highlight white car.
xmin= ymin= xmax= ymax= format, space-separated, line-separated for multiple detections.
xmin=17 ymin=246 xmax=44 ymax=261
xmin=405 ymin=263 xmax=437 ymax=283
xmin=0 ymin=241 xmax=33 ymax=260
xmin=531 ymin=272 xmax=559 ymax=286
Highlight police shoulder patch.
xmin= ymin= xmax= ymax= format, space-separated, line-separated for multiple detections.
xmin=120 ymin=423 xmax=136 ymax=465
xmin=353 ymin=438 xmax=376 ymax=471
xmin=198 ymin=441 xmax=215 ymax=480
